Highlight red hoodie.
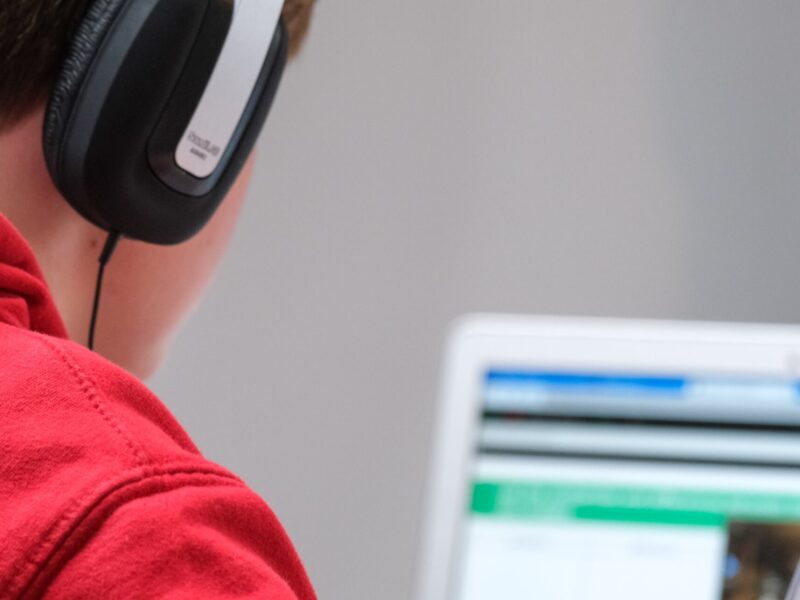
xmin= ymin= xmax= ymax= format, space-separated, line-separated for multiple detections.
xmin=0 ymin=215 xmax=316 ymax=599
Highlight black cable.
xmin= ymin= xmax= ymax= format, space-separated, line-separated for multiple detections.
xmin=88 ymin=231 xmax=122 ymax=351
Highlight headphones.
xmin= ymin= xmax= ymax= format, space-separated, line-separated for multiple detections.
xmin=43 ymin=0 xmax=288 ymax=246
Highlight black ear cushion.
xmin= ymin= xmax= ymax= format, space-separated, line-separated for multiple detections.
xmin=43 ymin=0 xmax=132 ymax=182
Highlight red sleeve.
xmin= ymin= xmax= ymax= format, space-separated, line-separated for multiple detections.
xmin=43 ymin=478 xmax=316 ymax=600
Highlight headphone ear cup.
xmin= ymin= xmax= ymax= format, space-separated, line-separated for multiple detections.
xmin=43 ymin=0 xmax=130 ymax=184
xmin=42 ymin=0 xmax=287 ymax=244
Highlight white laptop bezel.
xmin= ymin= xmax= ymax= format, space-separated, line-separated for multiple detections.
xmin=416 ymin=314 xmax=800 ymax=600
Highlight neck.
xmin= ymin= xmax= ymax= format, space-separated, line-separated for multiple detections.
xmin=0 ymin=109 xmax=104 ymax=344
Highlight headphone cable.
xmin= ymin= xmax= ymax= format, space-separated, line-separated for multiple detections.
xmin=88 ymin=231 xmax=122 ymax=351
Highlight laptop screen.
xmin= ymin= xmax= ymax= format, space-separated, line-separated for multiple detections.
xmin=453 ymin=369 xmax=800 ymax=600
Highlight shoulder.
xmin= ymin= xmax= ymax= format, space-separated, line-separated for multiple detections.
xmin=0 ymin=326 xmax=313 ymax=598
xmin=0 ymin=322 xmax=203 ymax=468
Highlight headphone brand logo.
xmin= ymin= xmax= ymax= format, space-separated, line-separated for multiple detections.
xmin=187 ymin=131 xmax=221 ymax=160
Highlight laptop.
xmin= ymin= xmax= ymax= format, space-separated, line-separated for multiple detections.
xmin=417 ymin=315 xmax=800 ymax=600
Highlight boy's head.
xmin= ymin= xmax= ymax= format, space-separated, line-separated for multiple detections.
xmin=0 ymin=1 xmax=316 ymax=378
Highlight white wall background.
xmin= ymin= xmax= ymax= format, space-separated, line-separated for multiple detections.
xmin=152 ymin=2 xmax=800 ymax=599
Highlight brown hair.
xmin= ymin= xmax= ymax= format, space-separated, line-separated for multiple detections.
xmin=0 ymin=0 xmax=315 ymax=131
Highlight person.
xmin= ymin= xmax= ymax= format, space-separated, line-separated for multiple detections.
xmin=0 ymin=1 xmax=317 ymax=598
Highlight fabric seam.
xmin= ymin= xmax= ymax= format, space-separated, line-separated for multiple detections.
xmin=38 ymin=335 xmax=151 ymax=467
xmin=4 ymin=466 xmax=245 ymax=599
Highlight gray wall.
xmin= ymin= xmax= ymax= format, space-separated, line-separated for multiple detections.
xmin=152 ymin=2 xmax=800 ymax=599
